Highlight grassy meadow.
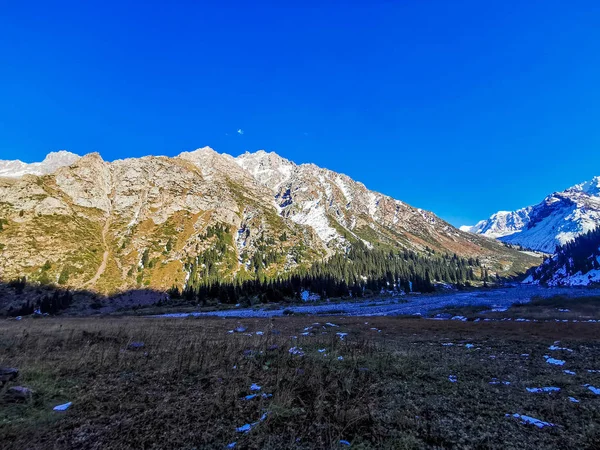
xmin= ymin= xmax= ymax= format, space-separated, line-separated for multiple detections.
xmin=1 ymin=310 xmax=600 ymax=449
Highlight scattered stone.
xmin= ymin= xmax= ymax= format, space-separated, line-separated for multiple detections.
xmin=5 ymin=386 xmax=34 ymax=403
xmin=584 ymin=385 xmax=600 ymax=395
xmin=448 ymin=375 xmax=457 ymax=383
xmin=0 ymin=367 xmax=19 ymax=385
xmin=250 ymin=383 xmax=261 ymax=391
xmin=127 ymin=341 xmax=145 ymax=351
xmin=569 ymin=397 xmax=580 ymax=403
xmin=234 ymin=326 xmax=247 ymax=333
xmin=340 ymin=440 xmax=351 ymax=446
xmin=564 ymin=370 xmax=576 ymax=376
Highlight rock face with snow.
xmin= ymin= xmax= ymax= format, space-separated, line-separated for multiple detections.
xmin=0 ymin=151 xmax=81 ymax=178
xmin=0 ymin=147 xmax=537 ymax=293
xmin=235 ymin=150 xmax=534 ymax=264
xmin=462 ymin=177 xmax=600 ymax=253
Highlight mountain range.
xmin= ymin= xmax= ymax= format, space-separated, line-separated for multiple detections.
xmin=0 ymin=147 xmax=537 ymax=294
xmin=461 ymin=177 xmax=600 ymax=253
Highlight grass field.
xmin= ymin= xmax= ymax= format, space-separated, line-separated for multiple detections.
xmin=1 ymin=312 xmax=600 ymax=449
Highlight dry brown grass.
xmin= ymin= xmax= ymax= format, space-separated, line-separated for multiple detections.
xmin=1 ymin=316 xmax=600 ymax=449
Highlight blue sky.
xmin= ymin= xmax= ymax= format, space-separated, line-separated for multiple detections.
xmin=1 ymin=1 xmax=599 ymax=226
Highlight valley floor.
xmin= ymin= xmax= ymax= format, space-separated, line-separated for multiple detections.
xmin=2 ymin=301 xmax=600 ymax=449
xmin=155 ymin=285 xmax=600 ymax=318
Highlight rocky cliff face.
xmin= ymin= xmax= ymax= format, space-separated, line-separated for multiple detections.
xmin=0 ymin=147 xmax=538 ymax=293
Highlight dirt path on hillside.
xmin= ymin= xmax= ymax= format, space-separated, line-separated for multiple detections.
xmin=85 ymin=215 xmax=111 ymax=287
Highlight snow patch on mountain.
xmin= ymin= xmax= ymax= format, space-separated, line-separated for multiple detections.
xmin=288 ymin=198 xmax=341 ymax=244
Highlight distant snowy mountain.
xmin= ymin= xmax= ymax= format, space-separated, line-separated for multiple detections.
xmin=0 ymin=151 xmax=80 ymax=178
xmin=462 ymin=177 xmax=600 ymax=253
xmin=460 ymin=208 xmax=533 ymax=238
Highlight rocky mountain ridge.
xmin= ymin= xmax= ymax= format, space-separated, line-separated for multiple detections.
xmin=0 ymin=147 xmax=538 ymax=293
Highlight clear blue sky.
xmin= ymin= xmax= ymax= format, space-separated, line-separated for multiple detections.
xmin=1 ymin=1 xmax=599 ymax=226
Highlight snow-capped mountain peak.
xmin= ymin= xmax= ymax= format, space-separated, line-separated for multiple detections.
xmin=462 ymin=176 xmax=600 ymax=253
xmin=568 ymin=176 xmax=600 ymax=196
xmin=461 ymin=208 xmax=533 ymax=239
xmin=0 ymin=150 xmax=80 ymax=178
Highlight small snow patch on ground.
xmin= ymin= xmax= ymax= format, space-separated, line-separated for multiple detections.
xmin=506 ymin=413 xmax=556 ymax=428
xmin=549 ymin=345 xmax=573 ymax=352
xmin=584 ymin=385 xmax=600 ymax=395
xmin=526 ymin=387 xmax=560 ymax=393
xmin=448 ymin=375 xmax=457 ymax=383
xmin=544 ymin=355 xmax=566 ymax=366
xmin=53 ymin=402 xmax=72 ymax=411
xmin=451 ymin=316 xmax=467 ymax=321
xmin=289 ymin=347 xmax=305 ymax=356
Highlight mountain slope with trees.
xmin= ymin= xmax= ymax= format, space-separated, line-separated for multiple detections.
xmin=0 ymin=148 xmax=539 ymax=299
xmin=524 ymin=227 xmax=600 ymax=286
